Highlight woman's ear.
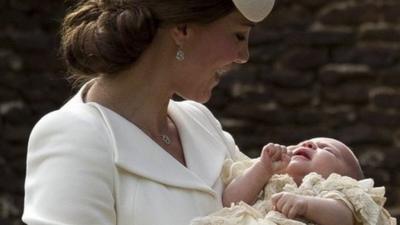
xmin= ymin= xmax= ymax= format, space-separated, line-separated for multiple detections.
xmin=170 ymin=24 xmax=189 ymax=46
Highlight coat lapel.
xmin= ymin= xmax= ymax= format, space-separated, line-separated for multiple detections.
xmin=87 ymin=101 xmax=227 ymax=196
xmin=168 ymin=101 xmax=227 ymax=188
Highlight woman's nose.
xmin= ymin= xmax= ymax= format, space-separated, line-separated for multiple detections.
xmin=234 ymin=45 xmax=249 ymax=64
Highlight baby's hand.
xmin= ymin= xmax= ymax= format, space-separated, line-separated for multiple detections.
xmin=271 ymin=192 xmax=309 ymax=219
xmin=260 ymin=143 xmax=290 ymax=174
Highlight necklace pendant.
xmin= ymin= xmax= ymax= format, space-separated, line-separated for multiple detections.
xmin=161 ymin=134 xmax=171 ymax=145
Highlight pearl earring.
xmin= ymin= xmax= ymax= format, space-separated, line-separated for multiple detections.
xmin=176 ymin=47 xmax=185 ymax=61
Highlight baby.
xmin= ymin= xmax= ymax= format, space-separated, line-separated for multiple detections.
xmin=191 ymin=137 xmax=396 ymax=225
xmin=223 ymin=137 xmax=363 ymax=203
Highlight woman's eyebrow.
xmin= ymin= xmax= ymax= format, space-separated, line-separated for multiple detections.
xmin=241 ymin=21 xmax=256 ymax=27
xmin=237 ymin=18 xmax=256 ymax=27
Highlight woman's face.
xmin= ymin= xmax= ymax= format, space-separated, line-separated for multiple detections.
xmin=173 ymin=11 xmax=253 ymax=103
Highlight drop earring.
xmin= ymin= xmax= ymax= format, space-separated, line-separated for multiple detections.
xmin=176 ymin=46 xmax=185 ymax=61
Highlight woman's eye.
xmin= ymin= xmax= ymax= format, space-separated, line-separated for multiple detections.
xmin=235 ymin=33 xmax=246 ymax=41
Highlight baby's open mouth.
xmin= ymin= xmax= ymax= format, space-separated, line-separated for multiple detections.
xmin=292 ymin=148 xmax=312 ymax=160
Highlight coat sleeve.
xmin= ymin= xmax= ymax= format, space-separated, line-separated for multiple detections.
xmin=22 ymin=108 xmax=117 ymax=225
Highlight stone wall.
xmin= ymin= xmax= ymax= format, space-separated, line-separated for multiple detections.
xmin=209 ymin=0 xmax=400 ymax=216
xmin=0 ymin=0 xmax=399 ymax=224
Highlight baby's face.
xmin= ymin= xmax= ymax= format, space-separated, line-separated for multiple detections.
xmin=285 ymin=137 xmax=352 ymax=184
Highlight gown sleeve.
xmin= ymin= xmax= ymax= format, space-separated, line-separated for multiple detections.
xmin=304 ymin=173 xmax=397 ymax=225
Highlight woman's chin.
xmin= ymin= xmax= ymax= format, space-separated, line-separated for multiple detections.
xmin=177 ymin=92 xmax=211 ymax=104
xmin=194 ymin=91 xmax=214 ymax=103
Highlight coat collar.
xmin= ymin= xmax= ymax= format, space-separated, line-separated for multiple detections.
xmin=91 ymin=101 xmax=227 ymax=196
xmin=69 ymin=83 xmax=228 ymax=195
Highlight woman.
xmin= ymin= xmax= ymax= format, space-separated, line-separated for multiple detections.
xmin=22 ymin=0 xmax=275 ymax=225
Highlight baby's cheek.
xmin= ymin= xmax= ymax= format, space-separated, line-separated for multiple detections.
xmin=314 ymin=164 xmax=339 ymax=178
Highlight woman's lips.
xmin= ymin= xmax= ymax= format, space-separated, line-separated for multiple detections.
xmin=215 ymin=68 xmax=230 ymax=82
xmin=216 ymin=66 xmax=231 ymax=77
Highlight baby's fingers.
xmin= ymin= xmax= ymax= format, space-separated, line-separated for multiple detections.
xmin=271 ymin=193 xmax=284 ymax=209
xmin=278 ymin=144 xmax=287 ymax=154
xmin=268 ymin=144 xmax=287 ymax=160
xmin=261 ymin=144 xmax=274 ymax=160
xmin=273 ymin=194 xmax=293 ymax=217
xmin=270 ymin=144 xmax=282 ymax=160
xmin=287 ymin=204 xmax=300 ymax=219
xmin=271 ymin=193 xmax=280 ymax=204
xmin=261 ymin=143 xmax=274 ymax=154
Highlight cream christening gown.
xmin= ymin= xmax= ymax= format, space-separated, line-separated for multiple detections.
xmin=190 ymin=155 xmax=397 ymax=225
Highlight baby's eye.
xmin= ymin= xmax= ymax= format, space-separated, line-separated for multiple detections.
xmin=324 ymin=147 xmax=335 ymax=154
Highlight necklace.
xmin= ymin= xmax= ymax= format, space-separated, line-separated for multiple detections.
xmin=134 ymin=115 xmax=172 ymax=146
xmin=159 ymin=115 xmax=173 ymax=145
xmin=160 ymin=134 xmax=172 ymax=145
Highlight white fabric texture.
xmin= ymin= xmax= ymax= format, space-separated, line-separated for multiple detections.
xmin=190 ymin=158 xmax=397 ymax=225
xmin=23 ymin=82 xmax=242 ymax=225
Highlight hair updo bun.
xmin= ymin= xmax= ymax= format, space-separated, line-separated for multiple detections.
xmin=61 ymin=0 xmax=158 ymax=77
xmin=60 ymin=0 xmax=236 ymax=81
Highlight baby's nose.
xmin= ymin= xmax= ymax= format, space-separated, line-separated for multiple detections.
xmin=302 ymin=141 xmax=317 ymax=150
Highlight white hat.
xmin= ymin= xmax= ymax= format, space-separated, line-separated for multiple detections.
xmin=232 ymin=0 xmax=275 ymax=23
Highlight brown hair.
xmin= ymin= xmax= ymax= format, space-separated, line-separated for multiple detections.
xmin=61 ymin=0 xmax=236 ymax=83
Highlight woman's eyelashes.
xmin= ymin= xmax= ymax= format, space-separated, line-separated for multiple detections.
xmin=235 ymin=33 xmax=247 ymax=41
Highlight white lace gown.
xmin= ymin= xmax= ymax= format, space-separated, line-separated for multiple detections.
xmin=190 ymin=155 xmax=397 ymax=225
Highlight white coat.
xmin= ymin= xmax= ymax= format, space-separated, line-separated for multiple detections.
xmin=22 ymin=84 xmax=239 ymax=225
